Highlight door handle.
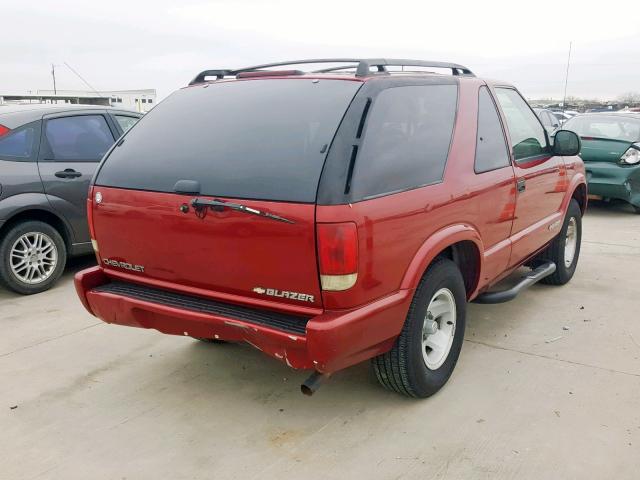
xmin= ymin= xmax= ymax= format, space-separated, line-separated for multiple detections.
xmin=517 ymin=178 xmax=526 ymax=193
xmin=54 ymin=169 xmax=82 ymax=179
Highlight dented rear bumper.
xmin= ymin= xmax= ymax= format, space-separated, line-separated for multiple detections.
xmin=75 ymin=266 xmax=412 ymax=373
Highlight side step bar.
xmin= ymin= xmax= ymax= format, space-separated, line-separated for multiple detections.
xmin=473 ymin=262 xmax=556 ymax=304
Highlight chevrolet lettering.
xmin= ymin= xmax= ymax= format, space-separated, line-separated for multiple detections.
xmin=102 ymin=259 xmax=145 ymax=273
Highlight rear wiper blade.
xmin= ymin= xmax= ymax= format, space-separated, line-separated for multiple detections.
xmin=191 ymin=198 xmax=295 ymax=224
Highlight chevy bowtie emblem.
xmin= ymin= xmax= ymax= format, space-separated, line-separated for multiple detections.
xmin=253 ymin=287 xmax=266 ymax=294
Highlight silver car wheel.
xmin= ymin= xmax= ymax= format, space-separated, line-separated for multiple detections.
xmin=9 ymin=232 xmax=58 ymax=285
xmin=421 ymin=288 xmax=457 ymax=370
xmin=564 ymin=217 xmax=578 ymax=268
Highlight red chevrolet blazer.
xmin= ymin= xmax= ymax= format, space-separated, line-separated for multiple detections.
xmin=75 ymin=59 xmax=587 ymax=398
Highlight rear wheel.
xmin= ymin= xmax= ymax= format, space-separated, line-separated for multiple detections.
xmin=371 ymin=258 xmax=466 ymax=398
xmin=539 ymin=199 xmax=582 ymax=285
xmin=632 ymin=204 xmax=640 ymax=214
xmin=0 ymin=221 xmax=67 ymax=295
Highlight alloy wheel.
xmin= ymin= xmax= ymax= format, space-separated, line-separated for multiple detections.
xmin=9 ymin=232 xmax=58 ymax=285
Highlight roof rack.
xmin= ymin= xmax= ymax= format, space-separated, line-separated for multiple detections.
xmin=188 ymin=58 xmax=474 ymax=85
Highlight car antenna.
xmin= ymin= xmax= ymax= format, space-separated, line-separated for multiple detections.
xmin=561 ymin=41 xmax=572 ymax=114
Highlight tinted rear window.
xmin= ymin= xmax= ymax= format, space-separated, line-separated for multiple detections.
xmin=350 ymin=84 xmax=457 ymax=200
xmin=564 ymin=115 xmax=640 ymax=142
xmin=95 ymin=79 xmax=361 ymax=202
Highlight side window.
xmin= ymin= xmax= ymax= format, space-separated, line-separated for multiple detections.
xmin=44 ymin=115 xmax=114 ymax=162
xmin=351 ymin=84 xmax=457 ymax=200
xmin=0 ymin=122 xmax=38 ymax=161
xmin=475 ymin=87 xmax=510 ymax=173
xmin=114 ymin=115 xmax=139 ymax=134
xmin=495 ymin=88 xmax=548 ymax=161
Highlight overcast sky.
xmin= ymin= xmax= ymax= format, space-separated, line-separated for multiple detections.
xmin=3 ymin=0 xmax=640 ymax=101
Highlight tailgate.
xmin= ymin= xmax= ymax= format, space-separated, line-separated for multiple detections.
xmin=92 ymin=187 xmax=323 ymax=309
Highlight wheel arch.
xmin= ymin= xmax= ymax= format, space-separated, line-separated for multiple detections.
xmin=0 ymin=207 xmax=73 ymax=250
xmin=562 ymin=171 xmax=587 ymax=216
xmin=571 ymin=182 xmax=587 ymax=215
xmin=401 ymin=224 xmax=483 ymax=300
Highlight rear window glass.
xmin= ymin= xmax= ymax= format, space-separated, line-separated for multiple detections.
xmin=350 ymin=84 xmax=457 ymax=200
xmin=564 ymin=115 xmax=640 ymax=142
xmin=96 ymin=79 xmax=362 ymax=202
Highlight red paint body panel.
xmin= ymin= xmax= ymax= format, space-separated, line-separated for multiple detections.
xmin=76 ymin=74 xmax=587 ymax=376
xmin=317 ymin=78 xmax=517 ymax=308
xmin=75 ymin=266 xmax=414 ymax=372
xmin=91 ymin=187 xmax=323 ymax=312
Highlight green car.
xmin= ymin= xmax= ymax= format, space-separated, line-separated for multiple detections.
xmin=563 ymin=112 xmax=640 ymax=213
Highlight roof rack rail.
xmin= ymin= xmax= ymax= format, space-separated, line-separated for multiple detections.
xmin=188 ymin=58 xmax=474 ymax=85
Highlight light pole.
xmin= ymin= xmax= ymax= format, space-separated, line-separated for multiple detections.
xmin=51 ymin=64 xmax=57 ymax=95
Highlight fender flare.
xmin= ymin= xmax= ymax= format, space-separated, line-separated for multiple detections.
xmin=400 ymin=223 xmax=484 ymax=291
xmin=563 ymin=172 xmax=588 ymax=214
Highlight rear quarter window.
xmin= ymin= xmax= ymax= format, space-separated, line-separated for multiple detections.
xmin=349 ymin=84 xmax=457 ymax=200
xmin=475 ymin=87 xmax=510 ymax=173
xmin=0 ymin=122 xmax=39 ymax=161
xmin=114 ymin=115 xmax=139 ymax=133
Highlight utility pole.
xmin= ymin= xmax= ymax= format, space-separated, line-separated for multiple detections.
xmin=562 ymin=41 xmax=572 ymax=113
xmin=51 ymin=63 xmax=57 ymax=95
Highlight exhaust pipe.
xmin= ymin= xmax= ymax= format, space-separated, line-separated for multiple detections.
xmin=301 ymin=371 xmax=331 ymax=396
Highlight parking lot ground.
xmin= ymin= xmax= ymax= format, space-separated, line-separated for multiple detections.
xmin=2 ymin=200 xmax=640 ymax=480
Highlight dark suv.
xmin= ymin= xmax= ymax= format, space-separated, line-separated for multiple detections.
xmin=0 ymin=104 xmax=141 ymax=294
xmin=75 ymin=59 xmax=586 ymax=397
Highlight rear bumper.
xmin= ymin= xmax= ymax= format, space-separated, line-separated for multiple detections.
xmin=585 ymin=161 xmax=640 ymax=206
xmin=75 ymin=267 xmax=413 ymax=373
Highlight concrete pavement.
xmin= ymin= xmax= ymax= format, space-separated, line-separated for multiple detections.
xmin=2 ymin=200 xmax=639 ymax=480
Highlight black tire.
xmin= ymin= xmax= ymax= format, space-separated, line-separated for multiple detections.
xmin=371 ymin=258 xmax=467 ymax=398
xmin=632 ymin=204 xmax=640 ymax=214
xmin=0 ymin=221 xmax=67 ymax=295
xmin=538 ymin=199 xmax=582 ymax=286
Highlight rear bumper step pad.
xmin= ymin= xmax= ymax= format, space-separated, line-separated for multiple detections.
xmin=93 ymin=281 xmax=310 ymax=335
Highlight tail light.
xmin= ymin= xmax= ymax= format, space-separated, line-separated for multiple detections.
xmin=620 ymin=144 xmax=640 ymax=165
xmin=87 ymin=186 xmax=99 ymax=256
xmin=317 ymin=222 xmax=358 ymax=291
xmin=0 ymin=124 xmax=10 ymax=137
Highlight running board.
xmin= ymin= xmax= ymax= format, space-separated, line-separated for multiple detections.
xmin=473 ymin=262 xmax=556 ymax=304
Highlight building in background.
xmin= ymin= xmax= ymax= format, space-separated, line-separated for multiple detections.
xmin=0 ymin=89 xmax=157 ymax=113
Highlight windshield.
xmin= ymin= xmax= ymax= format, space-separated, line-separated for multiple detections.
xmin=564 ymin=115 xmax=640 ymax=142
xmin=95 ymin=79 xmax=361 ymax=203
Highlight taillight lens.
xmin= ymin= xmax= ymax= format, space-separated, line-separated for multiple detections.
xmin=0 ymin=124 xmax=10 ymax=137
xmin=317 ymin=222 xmax=358 ymax=291
xmin=87 ymin=187 xmax=99 ymax=256
xmin=620 ymin=144 xmax=640 ymax=165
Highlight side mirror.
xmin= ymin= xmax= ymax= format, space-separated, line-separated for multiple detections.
xmin=552 ymin=129 xmax=581 ymax=156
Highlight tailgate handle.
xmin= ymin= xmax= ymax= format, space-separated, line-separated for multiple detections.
xmin=174 ymin=179 xmax=201 ymax=194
